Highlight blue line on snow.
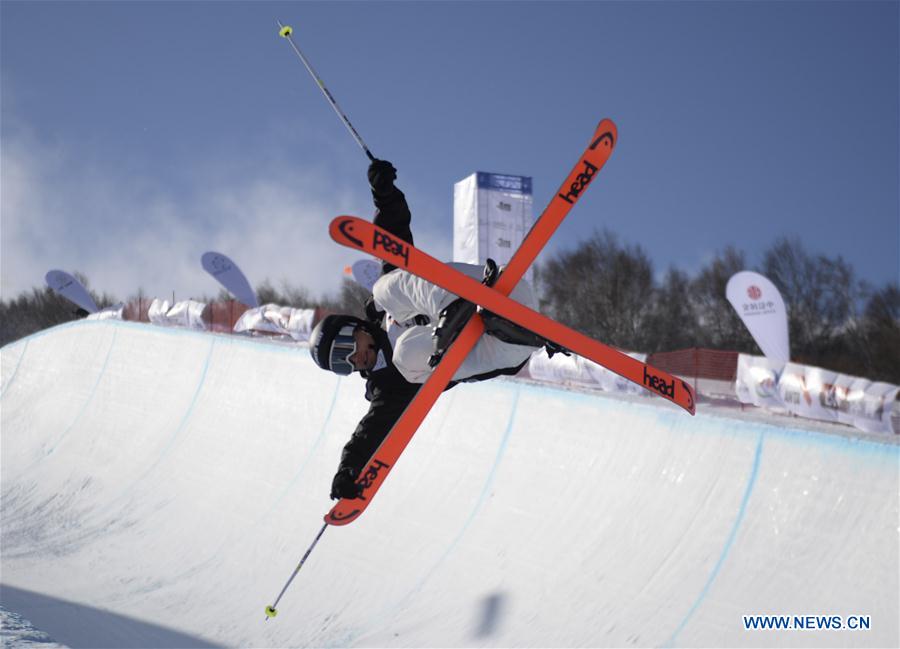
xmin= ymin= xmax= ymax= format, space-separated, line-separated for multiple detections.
xmin=260 ymin=372 xmax=343 ymax=517
xmin=664 ymin=430 xmax=766 ymax=647
xmin=160 ymin=373 xmax=345 ymax=584
xmin=113 ymin=337 xmax=217 ymax=503
xmin=342 ymin=385 xmax=522 ymax=647
xmin=45 ymin=328 xmax=118 ymax=458
xmin=0 ymin=338 xmax=29 ymax=398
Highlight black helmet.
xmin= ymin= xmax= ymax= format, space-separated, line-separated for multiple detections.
xmin=309 ymin=314 xmax=367 ymax=375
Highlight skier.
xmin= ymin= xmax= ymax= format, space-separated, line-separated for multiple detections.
xmin=310 ymin=159 xmax=557 ymax=500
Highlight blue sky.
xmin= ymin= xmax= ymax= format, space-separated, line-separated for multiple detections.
xmin=2 ymin=1 xmax=897 ymax=304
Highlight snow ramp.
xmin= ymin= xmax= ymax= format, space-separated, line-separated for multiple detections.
xmin=1 ymin=320 xmax=897 ymax=648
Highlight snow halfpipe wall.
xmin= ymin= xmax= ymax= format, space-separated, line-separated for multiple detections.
xmin=1 ymin=320 xmax=898 ymax=648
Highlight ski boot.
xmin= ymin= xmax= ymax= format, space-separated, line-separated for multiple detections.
xmin=428 ymin=259 xmax=500 ymax=368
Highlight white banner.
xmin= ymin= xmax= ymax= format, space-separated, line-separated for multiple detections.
xmin=148 ymin=299 xmax=172 ymax=325
xmin=726 ymin=271 xmax=790 ymax=363
xmin=201 ymin=252 xmax=258 ymax=308
xmin=234 ymin=305 xmax=316 ymax=341
xmin=45 ymin=270 xmax=98 ymax=314
xmin=526 ymin=349 xmax=648 ymax=396
xmin=166 ymin=300 xmax=209 ymax=331
xmin=526 ymin=349 xmax=594 ymax=386
xmin=779 ymin=363 xmax=841 ymax=422
xmin=286 ymin=308 xmax=316 ymax=341
xmin=453 ymin=172 xmax=534 ymax=281
xmin=735 ymin=354 xmax=786 ymax=411
xmin=584 ymin=352 xmax=648 ymax=395
xmin=850 ymin=382 xmax=899 ymax=434
xmin=85 ymin=303 xmax=125 ymax=321
xmin=737 ymin=354 xmax=898 ymax=435
xmin=147 ymin=299 xmax=208 ymax=330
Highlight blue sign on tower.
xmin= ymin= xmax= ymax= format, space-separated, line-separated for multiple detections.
xmin=476 ymin=172 xmax=533 ymax=194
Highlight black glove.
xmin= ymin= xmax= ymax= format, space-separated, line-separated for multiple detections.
xmin=368 ymin=159 xmax=397 ymax=197
xmin=330 ymin=467 xmax=363 ymax=500
xmin=364 ymin=296 xmax=385 ymax=324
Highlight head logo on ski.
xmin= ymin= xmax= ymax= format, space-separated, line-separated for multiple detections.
xmin=336 ymin=218 xmax=364 ymax=248
xmin=558 ymin=128 xmax=615 ymax=204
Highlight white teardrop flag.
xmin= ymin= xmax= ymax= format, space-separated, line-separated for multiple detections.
xmin=45 ymin=270 xmax=99 ymax=314
xmin=201 ymin=252 xmax=259 ymax=308
xmin=350 ymin=259 xmax=382 ymax=292
xmin=726 ymin=271 xmax=790 ymax=363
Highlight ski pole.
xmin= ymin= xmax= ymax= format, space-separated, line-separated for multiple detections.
xmin=277 ymin=20 xmax=375 ymax=161
xmin=264 ymin=522 xmax=328 ymax=620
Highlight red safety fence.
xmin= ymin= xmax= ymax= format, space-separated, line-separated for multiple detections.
xmin=206 ymin=301 xmax=251 ymax=333
xmin=122 ymin=298 xmax=153 ymax=323
xmin=646 ymin=348 xmax=740 ymax=382
xmin=646 ymin=348 xmax=741 ymax=402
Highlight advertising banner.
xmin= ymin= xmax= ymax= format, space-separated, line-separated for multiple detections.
xmin=584 ymin=352 xmax=648 ymax=395
xmin=201 ymin=252 xmax=259 ymax=308
xmin=527 ymin=349 xmax=648 ymax=396
xmin=286 ymin=308 xmax=316 ymax=341
xmin=45 ymin=270 xmax=98 ymax=314
xmin=735 ymin=354 xmax=785 ymax=410
xmin=148 ymin=299 xmax=172 ymax=326
xmin=850 ymin=382 xmax=899 ymax=434
xmin=453 ymin=172 xmax=534 ymax=281
xmin=739 ymin=354 xmax=898 ymax=434
xmin=350 ymin=259 xmax=382 ymax=292
xmin=86 ymin=304 xmax=125 ymax=321
xmin=726 ymin=271 xmax=790 ymax=363
xmin=234 ymin=305 xmax=316 ymax=341
xmin=777 ymin=362 xmax=828 ymax=420
xmin=165 ymin=300 xmax=209 ymax=331
xmin=526 ymin=349 xmax=594 ymax=386
xmin=801 ymin=365 xmax=842 ymax=422
xmin=147 ymin=299 xmax=208 ymax=330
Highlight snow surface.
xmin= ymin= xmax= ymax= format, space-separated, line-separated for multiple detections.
xmin=1 ymin=320 xmax=898 ymax=648
xmin=0 ymin=605 xmax=67 ymax=648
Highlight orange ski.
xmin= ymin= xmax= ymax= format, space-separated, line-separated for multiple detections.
xmin=331 ymin=215 xmax=696 ymax=415
xmin=325 ymin=119 xmax=618 ymax=526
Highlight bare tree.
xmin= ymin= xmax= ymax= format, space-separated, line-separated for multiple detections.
xmin=761 ymin=237 xmax=864 ymax=363
xmin=254 ymin=279 xmax=316 ymax=309
xmin=645 ymin=267 xmax=700 ymax=352
xmin=690 ymin=246 xmax=756 ymax=351
xmin=318 ymin=278 xmax=370 ymax=319
xmin=0 ymin=272 xmax=117 ymax=346
xmin=858 ymin=283 xmax=900 ymax=382
xmin=538 ymin=229 xmax=655 ymax=350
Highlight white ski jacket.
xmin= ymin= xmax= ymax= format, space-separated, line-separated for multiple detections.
xmin=373 ymin=263 xmax=539 ymax=384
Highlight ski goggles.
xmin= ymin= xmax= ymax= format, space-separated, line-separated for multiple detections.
xmin=329 ymin=324 xmax=359 ymax=375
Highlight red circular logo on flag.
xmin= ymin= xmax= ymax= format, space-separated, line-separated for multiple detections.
xmin=747 ymin=285 xmax=762 ymax=300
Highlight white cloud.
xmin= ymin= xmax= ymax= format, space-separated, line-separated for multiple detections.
xmin=1 ymin=131 xmax=377 ymax=304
